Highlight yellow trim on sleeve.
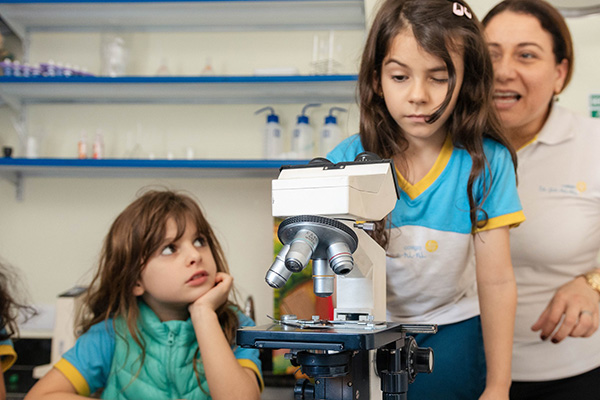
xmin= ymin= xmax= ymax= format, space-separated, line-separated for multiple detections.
xmin=54 ymin=358 xmax=91 ymax=396
xmin=396 ymin=135 xmax=453 ymax=200
xmin=0 ymin=344 xmax=17 ymax=372
xmin=475 ymin=210 xmax=526 ymax=233
xmin=238 ymin=358 xmax=265 ymax=392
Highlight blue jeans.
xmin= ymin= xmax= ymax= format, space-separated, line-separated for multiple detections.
xmin=407 ymin=316 xmax=486 ymax=400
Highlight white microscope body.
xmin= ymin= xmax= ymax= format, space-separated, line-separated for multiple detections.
xmin=270 ymin=157 xmax=397 ymax=323
xmin=238 ymin=156 xmax=435 ymax=400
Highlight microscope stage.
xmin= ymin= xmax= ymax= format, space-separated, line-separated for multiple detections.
xmin=237 ymin=321 xmax=408 ymax=352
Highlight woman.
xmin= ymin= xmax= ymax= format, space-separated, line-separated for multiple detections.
xmin=483 ymin=1 xmax=600 ymax=399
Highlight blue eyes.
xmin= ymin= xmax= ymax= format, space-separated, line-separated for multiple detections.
xmin=160 ymin=237 xmax=205 ymax=256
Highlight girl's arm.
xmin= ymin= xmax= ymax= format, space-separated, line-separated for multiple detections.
xmin=474 ymin=226 xmax=517 ymax=400
xmin=24 ymin=368 xmax=85 ymax=400
xmin=189 ymin=273 xmax=260 ymax=400
xmin=0 ymin=368 xmax=5 ymax=400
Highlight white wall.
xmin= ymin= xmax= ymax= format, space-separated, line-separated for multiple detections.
xmin=1 ymin=0 xmax=599 ymax=335
xmin=0 ymin=27 xmax=364 ymax=334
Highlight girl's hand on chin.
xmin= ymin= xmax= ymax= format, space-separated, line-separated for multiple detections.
xmin=188 ymin=272 xmax=233 ymax=314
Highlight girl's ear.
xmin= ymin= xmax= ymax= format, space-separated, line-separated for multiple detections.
xmin=132 ymin=281 xmax=145 ymax=296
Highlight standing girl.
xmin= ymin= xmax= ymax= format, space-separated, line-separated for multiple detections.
xmin=26 ymin=190 xmax=262 ymax=400
xmin=327 ymin=0 xmax=524 ymax=398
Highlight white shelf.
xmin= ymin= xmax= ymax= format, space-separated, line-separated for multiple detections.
xmin=0 ymin=75 xmax=358 ymax=110
xmin=0 ymin=158 xmax=311 ymax=200
xmin=0 ymin=1 xmax=363 ymax=192
xmin=0 ymin=157 xmax=309 ymax=177
xmin=0 ymin=0 xmax=366 ymax=39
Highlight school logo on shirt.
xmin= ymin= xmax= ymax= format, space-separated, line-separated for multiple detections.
xmin=539 ymin=182 xmax=586 ymax=196
xmin=425 ymin=240 xmax=438 ymax=252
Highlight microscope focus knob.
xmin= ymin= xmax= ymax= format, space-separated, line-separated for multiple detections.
xmin=294 ymin=378 xmax=315 ymax=400
xmin=414 ymin=347 xmax=434 ymax=374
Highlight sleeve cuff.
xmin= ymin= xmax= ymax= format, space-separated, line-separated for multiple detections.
xmin=238 ymin=359 xmax=265 ymax=392
xmin=475 ymin=210 xmax=526 ymax=233
xmin=54 ymin=358 xmax=91 ymax=396
xmin=0 ymin=344 xmax=17 ymax=372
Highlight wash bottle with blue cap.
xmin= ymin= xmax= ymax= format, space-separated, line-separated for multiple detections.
xmin=291 ymin=103 xmax=321 ymax=159
xmin=255 ymin=106 xmax=283 ymax=159
xmin=319 ymin=106 xmax=347 ymax=155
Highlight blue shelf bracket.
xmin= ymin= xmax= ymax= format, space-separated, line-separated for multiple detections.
xmin=3 ymin=170 xmax=25 ymax=202
xmin=15 ymin=171 xmax=24 ymax=202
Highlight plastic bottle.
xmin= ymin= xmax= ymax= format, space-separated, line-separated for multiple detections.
xmin=1 ymin=59 xmax=13 ymax=76
xmin=255 ymin=106 xmax=283 ymax=159
xmin=12 ymin=60 xmax=21 ymax=77
xmin=319 ymin=107 xmax=347 ymax=156
xmin=78 ymin=131 xmax=88 ymax=159
xmin=291 ymin=103 xmax=321 ymax=159
xmin=93 ymin=129 xmax=105 ymax=159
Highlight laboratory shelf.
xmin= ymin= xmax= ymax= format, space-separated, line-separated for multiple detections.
xmin=0 ymin=157 xmax=309 ymax=177
xmin=0 ymin=0 xmax=366 ymax=39
xmin=0 ymin=157 xmax=310 ymax=200
xmin=0 ymin=75 xmax=359 ymax=110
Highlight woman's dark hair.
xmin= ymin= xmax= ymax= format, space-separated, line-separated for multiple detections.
xmin=0 ymin=260 xmax=37 ymax=340
xmin=482 ymin=0 xmax=574 ymax=93
xmin=359 ymin=0 xmax=516 ymax=247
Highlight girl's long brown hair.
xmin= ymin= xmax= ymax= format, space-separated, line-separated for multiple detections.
xmin=358 ymin=0 xmax=517 ymax=247
xmin=79 ymin=189 xmax=240 ymax=388
xmin=0 ymin=260 xmax=36 ymax=340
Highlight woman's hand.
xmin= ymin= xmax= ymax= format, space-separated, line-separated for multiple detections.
xmin=479 ymin=386 xmax=509 ymax=400
xmin=531 ymin=276 xmax=600 ymax=343
xmin=188 ymin=272 xmax=233 ymax=315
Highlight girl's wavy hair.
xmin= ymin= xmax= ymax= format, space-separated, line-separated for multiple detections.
xmin=0 ymin=260 xmax=37 ymax=340
xmin=358 ymin=0 xmax=517 ymax=247
xmin=79 ymin=189 xmax=240 ymax=391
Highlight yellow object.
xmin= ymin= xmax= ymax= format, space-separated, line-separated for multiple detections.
xmin=583 ymin=271 xmax=600 ymax=296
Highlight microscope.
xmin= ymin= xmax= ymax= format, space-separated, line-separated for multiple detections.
xmin=237 ymin=154 xmax=436 ymax=400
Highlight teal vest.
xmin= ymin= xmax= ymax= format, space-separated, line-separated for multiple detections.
xmin=102 ymin=303 xmax=210 ymax=400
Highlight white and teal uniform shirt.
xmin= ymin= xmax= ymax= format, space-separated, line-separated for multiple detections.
xmin=328 ymin=134 xmax=524 ymax=325
xmin=54 ymin=303 xmax=263 ymax=398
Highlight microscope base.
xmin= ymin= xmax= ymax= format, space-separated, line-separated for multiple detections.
xmin=237 ymin=322 xmax=435 ymax=400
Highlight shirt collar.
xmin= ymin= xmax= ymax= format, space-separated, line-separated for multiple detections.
xmin=534 ymin=104 xmax=575 ymax=146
